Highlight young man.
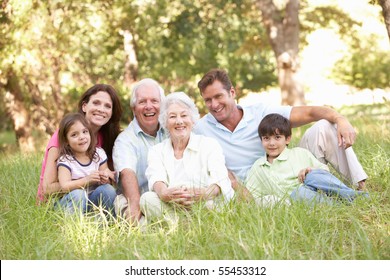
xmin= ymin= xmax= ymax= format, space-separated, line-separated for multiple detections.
xmin=113 ymin=78 xmax=167 ymax=224
xmin=245 ymin=114 xmax=368 ymax=206
xmin=194 ymin=69 xmax=367 ymax=194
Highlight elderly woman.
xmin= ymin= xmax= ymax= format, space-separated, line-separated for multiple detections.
xmin=140 ymin=92 xmax=234 ymax=221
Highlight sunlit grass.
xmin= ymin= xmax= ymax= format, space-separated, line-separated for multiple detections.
xmin=0 ymin=103 xmax=389 ymax=260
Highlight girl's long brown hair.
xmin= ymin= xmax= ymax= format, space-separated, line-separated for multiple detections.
xmin=58 ymin=113 xmax=98 ymax=162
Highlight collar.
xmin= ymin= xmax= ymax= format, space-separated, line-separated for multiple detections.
xmin=258 ymin=147 xmax=291 ymax=166
xmin=166 ymin=132 xmax=201 ymax=153
xmin=186 ymin=132 xmax=201 ymax=152
xmin=132 ymin=118 xmax=165 ymax=137
xmin=206 ymin=104 xmax=254 ymax=131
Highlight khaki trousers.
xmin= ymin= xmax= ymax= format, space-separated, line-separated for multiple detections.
xmin=299 ymin=120 xmax=367 ymax=185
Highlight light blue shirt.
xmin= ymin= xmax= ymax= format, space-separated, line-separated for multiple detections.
xmin=193 ymin=103 xmax=292 ymax=182
xmin=113 ymin=118 xmax=167 ymax=194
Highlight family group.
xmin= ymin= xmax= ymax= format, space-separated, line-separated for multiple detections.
xmin=36 ymin=69 xmax=368 ymax=225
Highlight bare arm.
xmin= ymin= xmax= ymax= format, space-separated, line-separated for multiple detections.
xmin=58 ymin=166 xmax=100 ymax=192
xmin=290 ymin=106 xmax=356 ymax=148
xmin=42 ymin=147 xmax=62 ymax=195
xmin=120 ymin=168 xmax=142 ymax=223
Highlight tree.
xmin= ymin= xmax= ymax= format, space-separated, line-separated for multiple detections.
xmin=1 ymin=0 xmax=387 ymax=152
xmin=379 ymin=0 xmax=390 ymax=41
xmin=256 ymin=0 xmax=305 ymax=105
xmin=0 ymin=0 xmax=130 ymax=152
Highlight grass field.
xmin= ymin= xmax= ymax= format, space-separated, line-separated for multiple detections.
xmin=0 ymin=103 xmax=389 ymax=260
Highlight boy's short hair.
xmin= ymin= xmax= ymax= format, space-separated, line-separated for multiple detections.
xmin=258 ymin=113 xmax=292 ymax=138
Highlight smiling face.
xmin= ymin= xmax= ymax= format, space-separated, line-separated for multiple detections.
xmin=261 ymin=130 xmax=291 ymax=163
xmin=166 ymin=103 xmax=194 ymax=143
xmin=133 ymin=83 xmax=161 ymax=136
xmin=66 ymin=120 xmax=91 ymax=156
xmin=81 ymin=91 xmax=113 ymax=132
xmin=201 ymin=80 xmax=237 ymax=126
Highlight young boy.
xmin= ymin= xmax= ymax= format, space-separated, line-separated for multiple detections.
xmin=245 ymin=113 xmax=368 ymax=206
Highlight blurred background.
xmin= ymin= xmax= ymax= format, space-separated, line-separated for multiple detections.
xmin=0 ymin=0 xmax=389 ymax=153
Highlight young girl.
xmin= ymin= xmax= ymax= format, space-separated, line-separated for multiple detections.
xmin=37 ymin=84 xmax=123 ymax=203
xmin=55 ymin=113 xmax=116 ymax=215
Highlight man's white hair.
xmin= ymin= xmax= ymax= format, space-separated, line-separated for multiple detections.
xmin=130 ymin=78 xmax=165 ymax=108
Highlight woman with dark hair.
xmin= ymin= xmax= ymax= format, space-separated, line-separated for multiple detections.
xmin=54 ymin=113 xmax=116 ymax=215
xmin=37 ymin=84 xmax=123 ymax=203
xmin=77 ymin=84 xmax=123 ymax=169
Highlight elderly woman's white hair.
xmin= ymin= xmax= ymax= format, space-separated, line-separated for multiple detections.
xmin=130 ymin=78 xmax=165 ymax=107
xmin=159 ymin=92 xmax=200 ymax=130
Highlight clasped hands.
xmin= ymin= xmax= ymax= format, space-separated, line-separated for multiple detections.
xmin=86 ymin=169 xmax=116 ymax=185
xmin=159 ymin=186 xmax=206 ymax=208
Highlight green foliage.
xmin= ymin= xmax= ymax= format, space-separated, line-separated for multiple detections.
xmin=0 ymin=130 xmax=17 ymax=154
xmin=0 ymin=0 xmax=388 ymax=136
xmin=300 ymin=2 xmax=361 ymax=44
xmin=0 ymin=0 xmax=276 ymax=125
xmin=300 ymin=1 xmax=389 ymax=90
xmin=332 ymin=35 xmax=390 ymax=89
xmin=133 ymin=0 xmax=276 ymax=104
xmin=1 ymin=104 xmax=389 ymax=260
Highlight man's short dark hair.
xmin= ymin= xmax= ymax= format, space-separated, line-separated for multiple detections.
xmin=197 ymin=69 xmax=233 ymax=94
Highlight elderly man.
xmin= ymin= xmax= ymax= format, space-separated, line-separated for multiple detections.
xmin=113 ymin=78 xmax=166 ymax=224
xmin=194 ymin=69 xmax=367 ymax=196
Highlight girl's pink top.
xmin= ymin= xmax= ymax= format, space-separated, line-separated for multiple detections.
xmin=36 ymin=129 xmax=103 ymax=203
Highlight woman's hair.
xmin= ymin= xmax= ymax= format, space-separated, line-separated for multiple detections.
xmin=78 ymin=84 xmax=123 ymax=167
xmin=159 ymin=92 xmax=200 ymax=131
xmin=258 ymin=113 xmax=292 ymax=139
xmin=197 ymin=68 xmax=233 ymax=94
xmin=58 ymin=113 xmax=97 ymax=161
xmin=130 ymin=78 xmax=165 ymax=108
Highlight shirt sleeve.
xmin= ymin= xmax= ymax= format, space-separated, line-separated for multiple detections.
xmin=96 ymin=147 xmax=108 ymax=166
xmin=205 ymin=138 xmax=234 ymax=201
xmin=262 ymin=104 xmax=292 ymax=120
xmin=145 ymin=143 xmax=169 ymax=191
xmin=57 ymin=155 xmax=72 ymax=173
xmin=112 ymin=130 xmax=138 ymax=173
xmin=245 ymin=162 xmax=265 ymax=198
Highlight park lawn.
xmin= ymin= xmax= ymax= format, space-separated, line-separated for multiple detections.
xmin=0 ymin=103 xmax=389 ymax=260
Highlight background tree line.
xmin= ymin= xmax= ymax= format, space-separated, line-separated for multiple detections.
xmin=0 ymin=0 xmax=389 ymax=152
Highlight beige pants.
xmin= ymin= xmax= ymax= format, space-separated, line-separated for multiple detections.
xmin=299 ymin=120 xmax=367 ymax=185
xmin=140 ymin=191 xmax=215 ymax=221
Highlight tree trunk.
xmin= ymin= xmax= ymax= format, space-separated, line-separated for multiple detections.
xmin=121 ymin=29 xmax=138 ymax=88
xmin=3 ymin=70 xmax=35 ymax=152
xmin=277 ymin=52 xmax=305 ymax=106
xmin=50 ymin=56 xmax=65 ymax=121
xmin=379 ymin=0 xmax=390 ymax=41
xmin=257 ymin=0 xmax=305 ymax=105
xmin=24 ymin=77 xmax=57 ymax=136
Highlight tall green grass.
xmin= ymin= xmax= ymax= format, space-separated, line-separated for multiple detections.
xmin=0 ymin=104 xmax=389 ymax=260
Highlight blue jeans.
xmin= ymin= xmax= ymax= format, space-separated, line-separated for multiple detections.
xmin=55 ymin=184 xmax=116 ymax=215
xmin=290 ymin=169 xmax=368 ymax=205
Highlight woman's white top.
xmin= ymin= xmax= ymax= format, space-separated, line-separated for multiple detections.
xmin=146 ymin=133 xmax=234 ymax=201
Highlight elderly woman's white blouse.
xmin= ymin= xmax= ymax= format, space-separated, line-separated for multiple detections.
xmin=146 ymin=133 xmax=234 ymax=201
